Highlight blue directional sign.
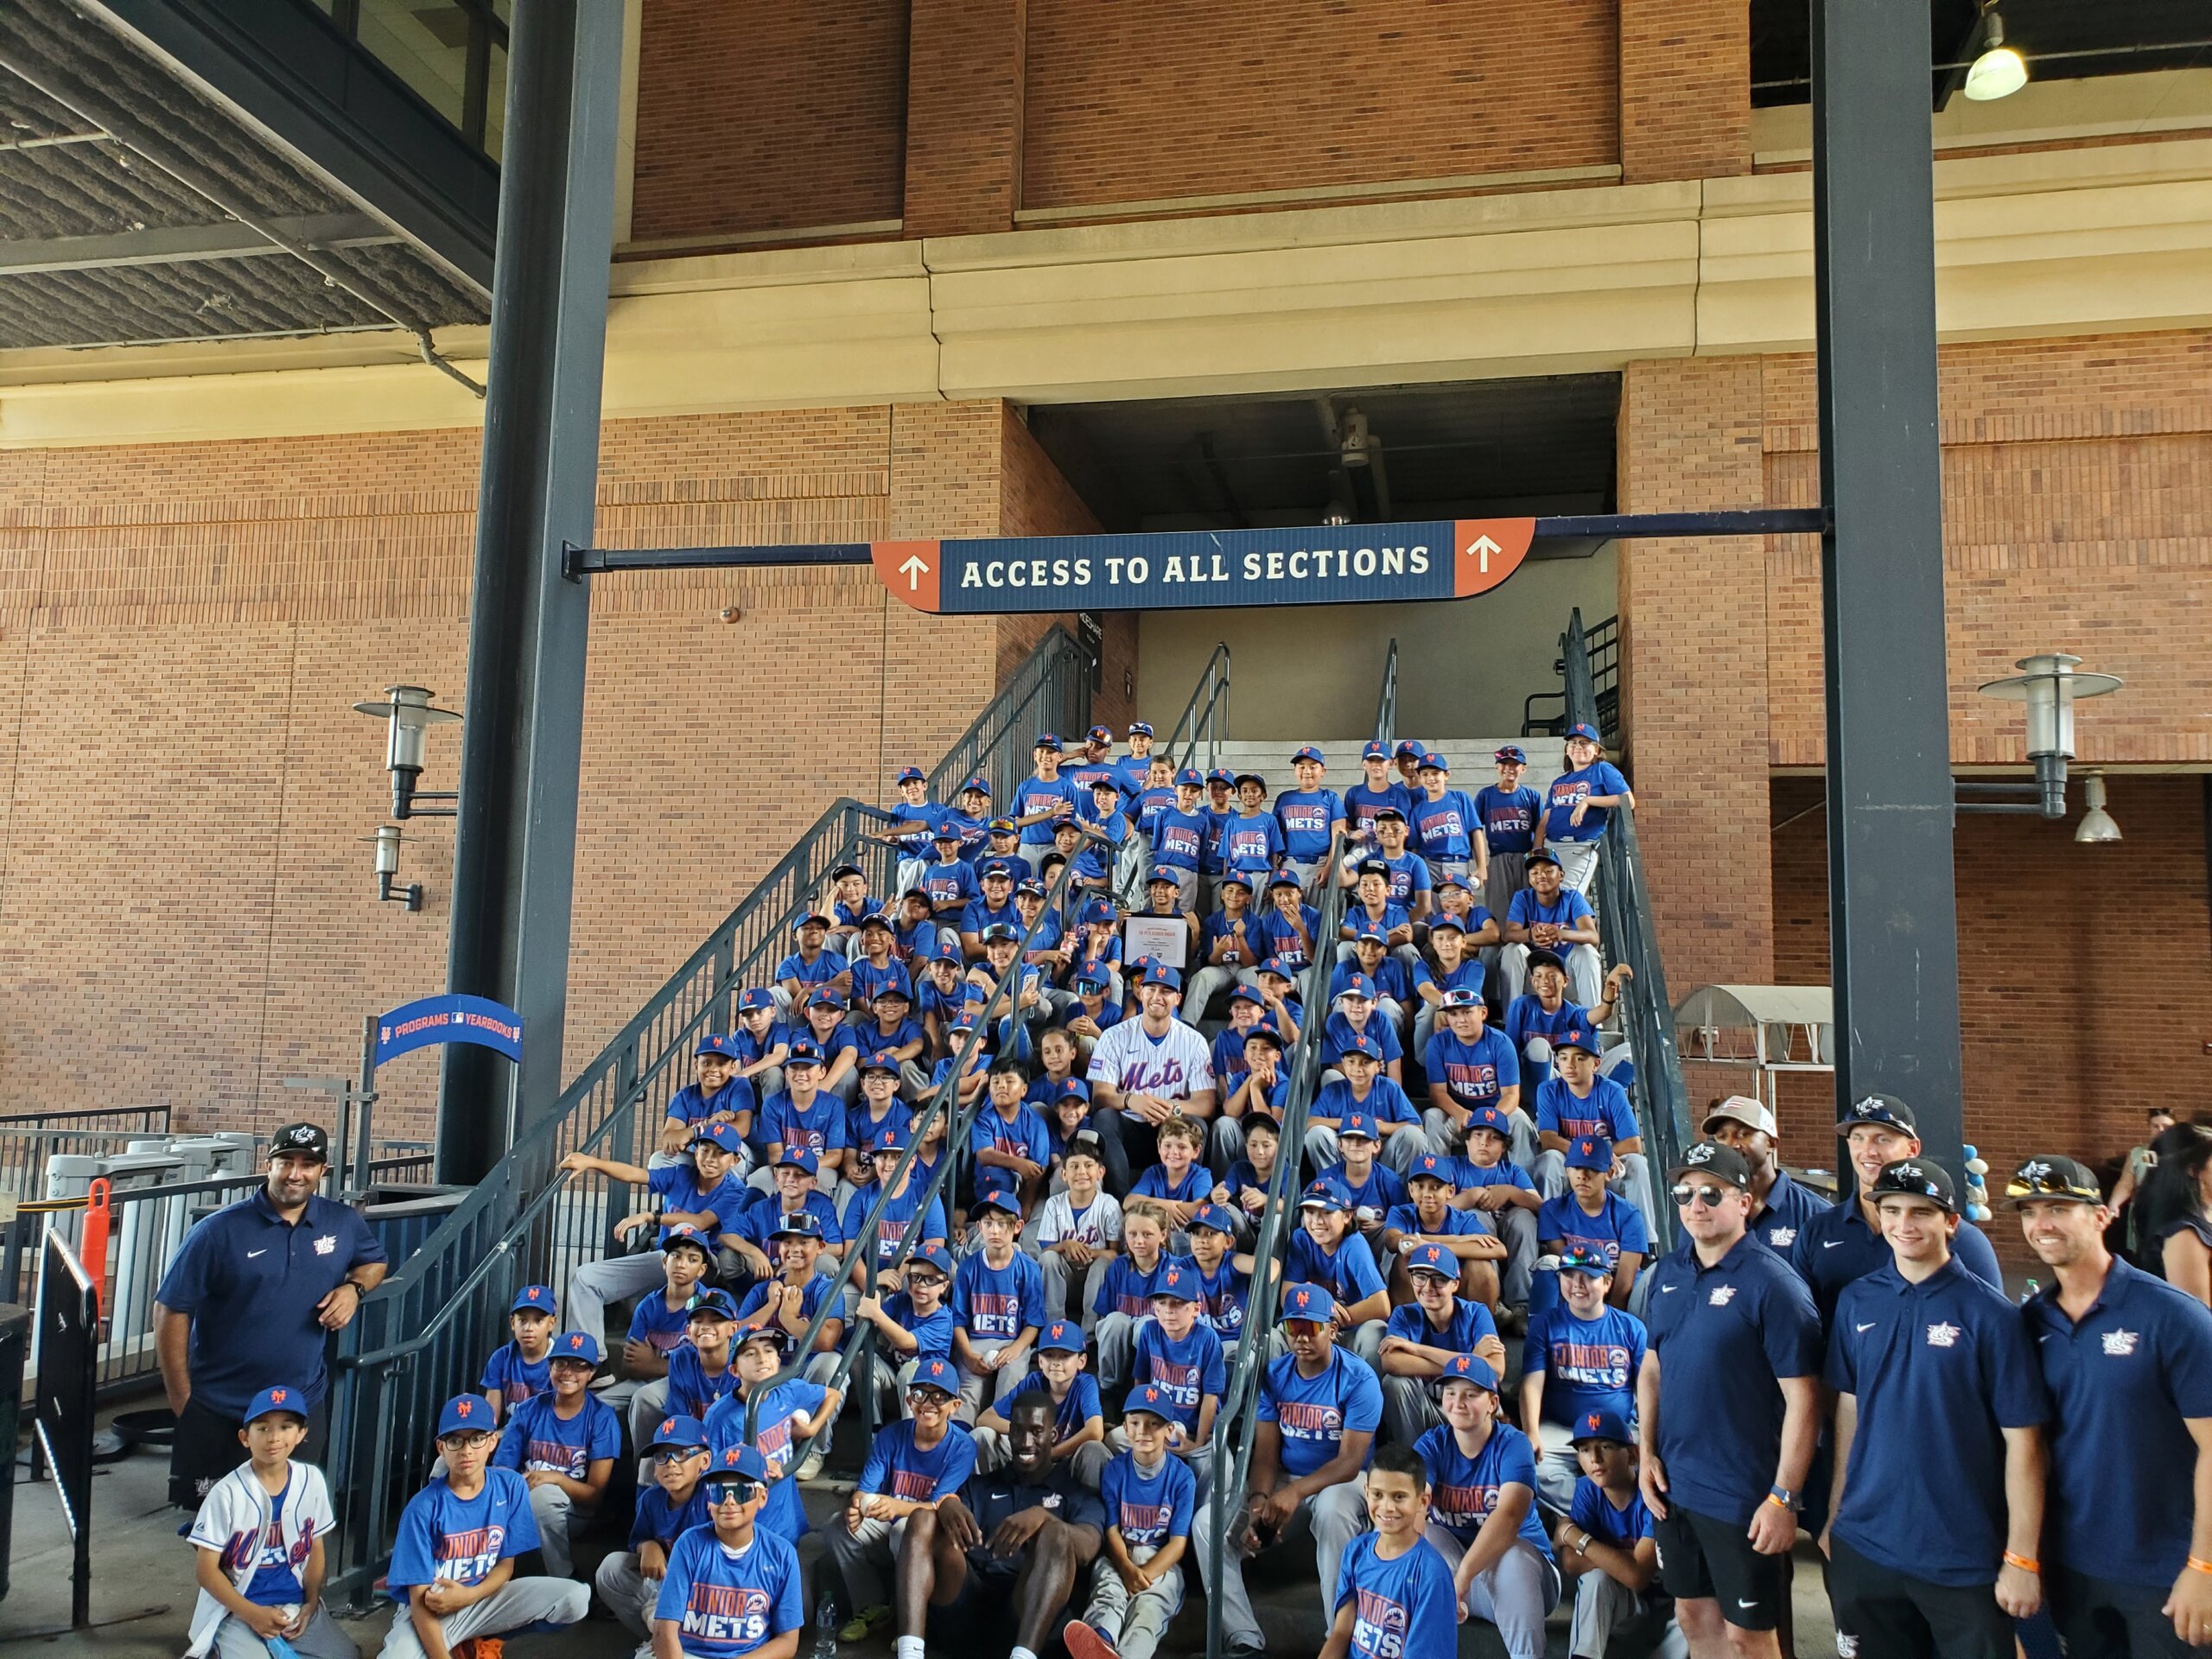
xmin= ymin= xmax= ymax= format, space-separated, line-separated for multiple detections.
xmin=871 ymin=518 xmax=1535 ymax=613
xmin=374 ymin=993 xmax=524 ymax=1068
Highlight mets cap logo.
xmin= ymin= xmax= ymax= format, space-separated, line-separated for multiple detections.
xmin=1446 ymin=1356 xmax=1476 ymax=1378
xmin=721 ymin=1446 xmax=744 ymax=1466
xmin=270 ymin=1389 xmax=288 ymax=1405
xmin=524 ymin=1287 xmax=543 ymax=1301
xmin=1585 ymin=1412 xmax=1601 ymax=1433
xmin=568 ymin=1332 xmax=588 ymax=1351
xmin=660 ymin=1418 xmax=677 ymax=1438
xmin=1580 ymin=1139 xmax=1597 ymax=1157
xmin=1293 ymin=1287 xmax=1313 ymax=1312
xmin=1141 ymin=1387 xmax=1162 ymax=1408
xmin=1421 ymin=1156 xmax=1440 ymax=1172
xmin=1047 ymin=1322 xmax=1071 ymax=1343
xmin=1163 ymin=1269 xmax=1182 ymax=1289
xmin=922 ymin=1359 xmax=950 ymax=1383
xmin=455 ymin=1398 xmax=474 ymax=1419
xmin=1565 ymin=1029 xmax=1586 ymax=1046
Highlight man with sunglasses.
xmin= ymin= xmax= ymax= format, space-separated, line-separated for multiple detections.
xmin=2012 ymin=1153 xmax=2212 ymax=1656
xmin=652 ymin=1443 xmax=804 ymax=1659
xmin=1637 ymin=1141 xmax=1821 ymax=1659
xmin=900 ymin=1391 xmax=1105 ymax=1659
xmin=1821 ymin=1158 xmax=2046 ymax=1659
xmin=825 ymin=1357 xmax=977 ymax=1653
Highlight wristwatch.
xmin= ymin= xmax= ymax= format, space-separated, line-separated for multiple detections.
xmin=1768 ymin=1484 xmax=1802 ymax=1512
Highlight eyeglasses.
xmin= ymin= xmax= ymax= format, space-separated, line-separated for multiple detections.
xmin=704 ymin=1480 xmax=763 ymax=1504
xmin=1669 ymin=1182 xmax=1732 ymax=1209
xmin=906 ymin=1389 xmax=954 ymax=1407
xmin=441 ymin=1432 xmax=495 ymax=1452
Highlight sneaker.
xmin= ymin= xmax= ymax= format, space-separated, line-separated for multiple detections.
xmin=462 ymin=1640 xmax=504 ymax=1659
xmin=838 ymin=1605 xmax=892 ymax=1643
xmin=1063 ymin=1618 xmax=1122 ymax=1659
xmin=795 ymin=1449 xmax=826 ymax=1481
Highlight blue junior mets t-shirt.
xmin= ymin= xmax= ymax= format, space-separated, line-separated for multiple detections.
xmin=1525 ymin=1302 xmax=1647 ymax=1428
xmin=478 ymin=1341 xmax=553 ymax=1414
xmin=385 ymin=1466 xmax=539 ymax=1595
xmin=952 ymin=1249 xmax=1047 ymax=1344
xmin=1101 ymin=1452 xmax=1196 ymax=1550
xmin=1332 ymin=1532 xmax=1459 ymax=1659
xmin=857 ymin=1419 xmax=977 ymax=1502
xmin=490 ymin=1391 xmax=621 ymax=1479
xmin=1414 ymin=1420 xmax=1554 ymax=1555
xmin=1006 ymin=1370 xmax=1104 ymax=1443
xmin=1260 ymin=1346 xmax=1383 ymax=1478
xmin=706 ymin=1379 xmax=829 ymax=1541
xmin=1537 ymin=1192 xmax=1650 ymax=1271
xmin=653 ymin=1523 xmax=804 ymax=1658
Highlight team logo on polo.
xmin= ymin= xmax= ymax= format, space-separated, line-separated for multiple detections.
xmin=1708 ymin=1286 xmax=1737 ymax=1306
xmin=1926 ymin=1322 xmax=1961 ymax=1348
xmin=2104 ymin=1329 xmax=2139 ymax=1357
xmin=1767 ymin=1227 xmax=1797 ymax=1248
xmin=315 ymin=1235 xmax=337 ymax=1255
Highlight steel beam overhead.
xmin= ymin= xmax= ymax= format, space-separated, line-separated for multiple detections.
xmin=1812 ymin=0 xmax=1964 ymax=1168
xmin=437 ymin=0 xmax=624 ymax=1185
xmin=0 ymin=212 xmax=393 ymax=276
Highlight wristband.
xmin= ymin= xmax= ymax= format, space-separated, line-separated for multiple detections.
xmin=2189 ymin=1558 xmax=2212 ymax=1576
xmin=2003 ymin=1552 xmax=2041 ymax=1575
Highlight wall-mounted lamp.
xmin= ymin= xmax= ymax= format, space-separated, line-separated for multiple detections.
xmin=365 ymin=823 xmax=423 ymax=911
xmin=2075 ymin=774 xmax=2121 ymax=845
xmin=353 ymin=684 xmax=461 ymax=820
xmin=1975 ymin=653 xmax=2122 ymax=817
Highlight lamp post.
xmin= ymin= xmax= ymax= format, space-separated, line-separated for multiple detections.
xmin=365 ymin=824 xmax=424 ymax=911
xmin=352 ymin=684 xmax=461 ymax=820
xmin=1974 ymin=653 xmax=2122 ymax=818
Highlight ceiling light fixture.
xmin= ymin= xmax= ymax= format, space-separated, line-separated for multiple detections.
xmin=1963 ymin=7 xmax=2029 ymax=101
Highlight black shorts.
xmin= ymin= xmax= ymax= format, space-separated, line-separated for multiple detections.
xmin=2049 ymin=1561 xmax=2212 ymax=1659
xmin=927 ymin=1562 xmax=1071 ymax=1643
xmin=1651 ymin=1503 xmax=1788 ymax=1630
xmin=1827 ymin=1535 xmax=2012 ymax=1659
xmin=169 ymin=1391 xmax=329 ymax=1509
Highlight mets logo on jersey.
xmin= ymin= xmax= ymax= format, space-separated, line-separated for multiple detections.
xmin=682 ymin=1585 xmax=772 ymax=1644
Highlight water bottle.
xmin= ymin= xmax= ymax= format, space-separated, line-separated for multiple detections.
xmin=2020 ymin=1277 xmax=2039 ymax=1306
xmin=811 ymin=1592 xmax=839 ymax=1659
xmin=266 ymin=1633 xmax=302 ymax=1659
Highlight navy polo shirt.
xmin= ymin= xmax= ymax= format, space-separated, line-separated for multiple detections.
xmin=1826 ymin=1255 xmax=2046 ymax=1586
xmin=1789 ymin=1192 xmax=2003 ymax=1329
xmin=1745 ymin=1170 xmax=1829 ymax=1256
xmin=154 ymin=1188 xmax=388 ymax=1414
xmin=1643 ymin=1232 xmax=1821 ymax=1526
xmin=2025 ymin=1257 xmax=2212 ymax=1587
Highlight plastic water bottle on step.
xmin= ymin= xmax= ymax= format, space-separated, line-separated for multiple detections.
xmin=812 ymin=1592 xmax=839 ymax=1659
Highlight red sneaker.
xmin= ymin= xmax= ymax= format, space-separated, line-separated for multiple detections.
xmin=1063 ymin=1618 xmax=1122 ymax=1659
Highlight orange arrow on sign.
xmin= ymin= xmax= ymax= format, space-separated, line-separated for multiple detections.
xmin=1451 ymin=518 xmax=1535 ymax=597
xmin=873 ymin=540 xmax=942 ymax=613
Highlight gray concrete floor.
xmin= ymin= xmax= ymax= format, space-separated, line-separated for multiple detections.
xmin=3 ymin=1409 xmax=1840 ymax=1657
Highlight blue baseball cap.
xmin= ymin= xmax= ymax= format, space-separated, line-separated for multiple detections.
xmin=1205 ymin=767 xmax=1234 ymax=786
xmin=1437 ymin=873 xmax=1472 ymax=893
xmin=1038 ymin=1320 xmax=1085 ymax=1354
xmin=1086 ymin=725 xmax=1114 ymax=743
xmin=1234 ymin=770 xmax=1266 ymax=790
xmin=1189 ymin=1202 xmax=1239 ymax=1235
xmin=1338 ymin=1110 xmax=1379 ymax=1141
xmin=792 ymin=912 xmax=831 ymax=934
xmin=649 ymin=1413 xmax=709 ymax=1451
xmin=689 ymin=1288 xmax=741 ymax=1322
xmin=1566 ymin=722 xmax=1602 ymax=744
xmin=1051 ymin=1077 xmax=1091 ymax=1103
xmin=1494 ymin=744 xmax=1528 ymax=765
xmin=436 ymin=1394 xmax=495 ymax=1437
xmin=1440 ymin=1353 xmax=1499 ymax=1391
xmin=932 ymin=823 xmax=963 ymax=841
xmin=1257 ymin=955 xmax=1294 ymax=977
xmin=1129 ymin=721 xmax=1154 ymax=738
xmin=690 ymin=1121 xmax=743 ymax=1154
xmin=1242 ymin=1022 xmax=1284 ymax=1051
xmin=696 ymin=1033 xmax=741 ymax=1059
xmin=1338 ymin=1032 xmax=1383 ymax=1062
xmin=1362 ymin=740 xmax=1390 ymax=761
xmin=1072 ymin=970 xmax=1109 ymax=993
xmin=931 ymin=933 xmax=964 ymax=963
xmin=550 ymin=1330 xmax=603 ymax=1367
xmin=510 ymin=1284 xmax=556 ymax=1314
xmin=243 ymin=1384 xmax=308 ymax=1425
xmin=960 ymin=775 xmax=991 ymax=798
xmin=1525 ymin=849 xmax=1562 ymax=870
xmin=980 ymin=857 xmax=1022 ymax=880
xmin=1372 ymin=807 xmax=1406 ymax=824
xmin=1352 ymin=927 xmax=1387 ymax=947
xmin=1439 ymin=987 xmax=1484 ymax=1007
xmin=1078 ymin=897 xmax=1117 ymax=926
xmin=1465 ymin=1105 xmax=1511 ymax=1139
xmin=1407 ymin=1154 xmax=1459 ymax=1185
xmin=738 ymin=988 xmax=775 ymax=1013
xmin=1394 ymin=738 xmax=1422 ymax=758
xmin=807 ymin=987 xmax=847 ymax=1010
xmin=1015 ymin=877 xmax=1046 ymax=899
xmin=1219 ymin=870 xmax=1254 ymax=892
xmin=971 ymin=1176 xmax=1022 ymax=1217
xmin=1281 ymin=1281 xmax=1335 ymax=1321
xmin=1266 ymin=868 xmax=1301 ymax=890
xmin=770 ymin=1210 xmax=824 ymax=1241
xmin=1229 ymin=984 xmax=1267 ymax=1007
xmin=907 ymin=1243 xmax=954 ymax=1280
xmin=1086 ymin=774 xmax=1122 ymax=794
xmin=860 ymin=1050 xmax=902 ymax=1075
xmin=1146 ymin=865 xmax=1181 ymax=887
xmin=1419 ymin=751 xmax=1448 ymax=772
xmin=869 ymin=1121 xmax=912 ymax=1153
xmin=1558 ymin=1243 xmax=1615 ymax=1276
xmin=661 ymin=1223 xmax=713 ymax=1260
xmin=1405 ymin=1243 xmax=1458 ymax=1279
xmin=1033 ymin=732 xmax=1063 ymax=752
xmin=1291 ymin=745 xmax=1325 ymax=765
xmin=1565 ymin=1135 xmax=1615 ymax=1171
xmin=831 ymin=863 xmax=864 ymax=882
xmin=783 ymin=1039 xmax=826 ymax=1067
xmin=1123 ymin=1383 xmax=1176 ymax=1421
xmin=980 ymin=921 xmax=1020 ymax=944
xmin=1568 ymin=1406 xmax=1634 ymax=1446
xmin=1151 ymin=1265 xmax=1198 ymax=1302
xmin=708 ymin=1443 xmax=773 ymax=1484
xmin=911 ymin=1357 xmax=960 ymax=1396
xmin=1554 ymin=1024 xmax=1602 ymax=1057
xmin=1135 ymin=961 xmax=1182 ymax=990
xmin=1165 ymin=766 xmax=1198 ymax=788
xmin=1299 ymin=1179 xmax=1348 ymax=1213
xmin=776 ymin=1145 xmax=821 ymax=1175
xmin=896 ymin=766 xmax=925 ymax=785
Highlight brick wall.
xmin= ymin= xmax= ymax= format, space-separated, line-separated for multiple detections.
xmin=1769 ymin=773 xmax=2212 ymax=1249
xmin=1618 ymin=0 xmax=1750 ymax=182
xmin=0 ymin=399 xmax=1123 ymax=1145
xmin=631 ymin=0 xmax=907 ymax=245
xmin=1020 ymin=0 xmax=1619 ymax=212
xmin=904 ymin=0 xmax=1027 ymax=238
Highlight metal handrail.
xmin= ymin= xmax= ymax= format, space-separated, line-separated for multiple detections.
xmin=1374 ymin=637 xmax=1398 ymax=746
xmin=926 ymin=624 xmax=1090 ymax=808
xmin=1160 ymin=643 xmax=1231 ymax=777
xmin=1202 ymin=657 xmax=1373 ymax=1659
xmin=1560 ymin=607 xmax=1689 ymax=1249
xmin=323 ymin=626 xmax=1094 ymax=1602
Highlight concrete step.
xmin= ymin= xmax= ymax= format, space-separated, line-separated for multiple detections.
xmin=1177 ymin=736 xmax=1567 ymax=791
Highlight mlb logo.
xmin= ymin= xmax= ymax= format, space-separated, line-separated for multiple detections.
xmin=2103 ymin=1329 xmax=2139 ymax=1357
xmin=1707 ymin=1286 xmax=1737 ymax=1306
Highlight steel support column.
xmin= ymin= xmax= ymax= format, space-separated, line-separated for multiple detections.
xmin=1811 ymin=0 xmax=1962 ymax=1166
xmin=437 ymin=0 xmax=622 ymax=1183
